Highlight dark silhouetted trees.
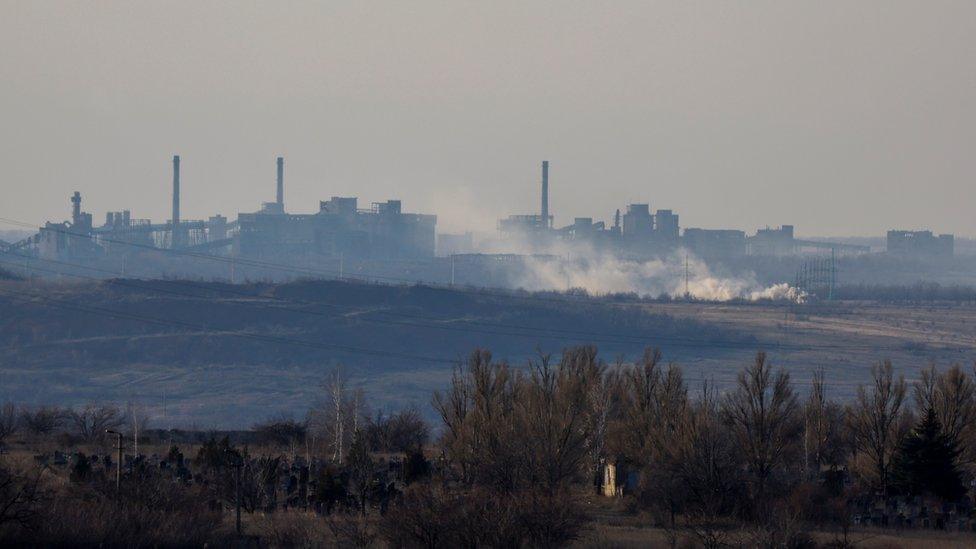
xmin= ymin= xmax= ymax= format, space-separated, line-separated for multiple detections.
xmin=890 ymin=408 xmax=966 ymax=501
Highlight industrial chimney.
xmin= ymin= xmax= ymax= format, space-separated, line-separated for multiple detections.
xmin=172 ymin=155 xmax=181 ymax=248
xmin=276 ymin=157 xmax=284 ymax=208
xmin=71 ymin=191 xmax=82 ymax=225
xmin=541 ymin=160 xmax=549 ymax=229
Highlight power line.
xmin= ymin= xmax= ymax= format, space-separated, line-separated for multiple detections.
xmin=0 ymin=215 xmax=742 ymax=309
xmin=0 ymin=255 xmax=667 ymax=347
xmin=3 ymin=217 xmax=975 ymax=355
xmin=0 ymin=283 xmax=935 ymax=389
xmin=3 ymin=254 xmax=974 ymax=357
xmin=0 ymin=251 xmax=680 ymax=343
xmin=0 ymin=285 xmax=457 ymax=364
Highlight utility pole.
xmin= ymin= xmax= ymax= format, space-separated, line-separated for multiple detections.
xmin=132 ymin=408 xmax=139 ymax=456
xmin=338 ymin=252 xmax=344 ymax=280
xmin=225 ymin=448 xmax=243 ymax=537
xmin=235 ymin=461 xmax=242 ymax=536
xmin=684 ymin=253 xmax=690 ymax=299
xmin=829 ymin=247 xmax=836 ymax=301
xmin=106 ymin=429 xmax=122 ymax=492
xmin=450 ymin=254 xmax=456 ymax=286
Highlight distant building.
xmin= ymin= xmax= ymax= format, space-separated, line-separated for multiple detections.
xmin=498 ymin=214 xmax=550 ymax=234
xmin=498 ymin=161 xmax=552 ymax=236
xmin=683 ymin=228 xmax=747 ymax=259
xmin=38 ymin=191 xmax=100 ymax=260
xmin=622 ymin=204 xmax=653 ymax=239
xmin=654 ymin=209 xmax=679 ymax=241
xmin=237 ymin=197 xmax=436 ymax=259
xmin=437 ymin=232 xmax=474 ymax=256
xmin=750 ymin=225 xmax=795 ymax=256
xmin=886 ymin=230 xmax=953 ymax=259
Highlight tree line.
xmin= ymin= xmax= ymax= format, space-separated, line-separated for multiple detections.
xmin=2 ymin=347 xmax=976 ymax=547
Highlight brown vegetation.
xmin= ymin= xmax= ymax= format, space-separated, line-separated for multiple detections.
xmin=2 ymin=350 xmax=976 ymax=547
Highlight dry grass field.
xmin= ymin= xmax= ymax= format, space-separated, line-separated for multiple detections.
xmin=2 ymin=276 xmax=975 ymax=426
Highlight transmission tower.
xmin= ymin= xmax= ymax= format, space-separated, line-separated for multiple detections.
xmin=794 ymin=249 xmax=836 ymax=301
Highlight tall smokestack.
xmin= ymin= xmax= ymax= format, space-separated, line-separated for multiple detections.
xmin=541 ymin=160 xmax=549 ymax=229
xmin=71 ymin=191 xmax=82 ymax=225
xmin=276 ymin=156 xmax=284 ymax=208
xmin=172 ymin=155 xmax=181 ymax=248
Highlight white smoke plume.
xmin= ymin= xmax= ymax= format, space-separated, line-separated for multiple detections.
xmin=475 ymin=234 xmax=804 ymax=302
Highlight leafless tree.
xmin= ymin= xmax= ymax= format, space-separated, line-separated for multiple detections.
xmin=722 ymin=352 xmax=800 ymax=510
xmin=68 ymin=403 xmax=124 ymax=443
xmin=0 ymin=403 xmax=17 ymax=445
xmin=618 ymin=348 xmax=664 ymax=466
xmin=307 ymin=365 xmax=365 ymax=464
xmin=583 ymin=356 xmax=622 ymax=484
xmin=365 ymin=407 xmax=429 ymax=453
xmin=804 ymin=368 xmax=846 ymax=476
xmin=913 ymin=363 xmax=976 ymax=465
xmin=252 ymin=416 xmax=307 ymax=453
xmin=380 ymin=482 xmax=460 ymax=548
xmin=327 ymin=512 xmax=376 ymax=548
xmin=519 ymin=348 xmax=598 ymax=491
xmin=18 ymin=406 xmax=65 ymax=436
xmin=0 ymin=462 xmax=46 ymax=531
xmin=433 ymin=349 xmax=522 ymax=489
xmin=847 ymin=360 xmax=907 ymax=500
xmin=125 ymin=401 xmax=151 ymax=455
xmin=673 ymin=381 xmax=741 ymax=549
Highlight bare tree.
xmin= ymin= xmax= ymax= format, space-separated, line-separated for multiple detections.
xmin=913 ymin=364 xmax=976 ymax=465
xmin=618 ymin=348 xmax=664 ymax=466
xmin=366 ymin=407 xmax=429 ymax=453
xmin=125 ymin=401 xmax=151 ymax=455
xmin=722 ymin=352 xmax=800 ymax=511
xmin=307 ymin=365 xmax=365 ymax=464
xmin=329 ymin=367 xmax=347 ymax=463
xmin=519 ymin=347 xmax=599 ymax=491
xmin=673 ymin=381 xmax=741 ymax=549
xmin=804 ymin=368 xmax=846 ymax=476
xmin=252 ymin=415 xmax=307 ymax=452
xmin=0 ymin=403 xmax=17 ymax=445
xmin=0 ymin=462 xmax=46 ymax=531
xmin=583 ymin=356 xmax=622 ymax=484
xmin=433 ymin=349 xmax=522 ymax=489
xmin=19 ymin=406 xmax=65 ymax=436
xmin=69 ymin=403 xmax=124 ymax=443
xmin=847 ymin=360 xmax=907 ymax=500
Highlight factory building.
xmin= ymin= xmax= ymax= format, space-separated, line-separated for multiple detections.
xmin=683 ymin=228 xmax=747 ymax=259
xmin=235 ymin=158 xmax=435 ymax=259
xmin=622 ymin=204 xmax=653 ymax=239
xmin=887 ymin=230 xmax=953 ymax=259
xmin=437 ymin=232 xmax=474 ymax=256
xmin=28 ymin=156 xmax=435 ymax=265
xmin=18 ymin=154 xmax=894 ymax=281
xmin=499 ymin=161 xmax=553 ymax=234
xmin=497 ymin=162 xmax=682 ymax=255
xmin=750 ymin=225 xmax=795 ymax=256
xmin=37 ymin=191 xmax=99 ymax=260
xmin=236 ymin=197 xmax=436 ymax=259
xmin=654 ymin=210 xmax=679 ymax=241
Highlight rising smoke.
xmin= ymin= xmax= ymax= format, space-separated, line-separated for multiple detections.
xmin=478 ymin=235 xmax=804 ymax=302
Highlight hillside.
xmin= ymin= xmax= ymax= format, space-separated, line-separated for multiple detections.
xmin=1 ymin=278 xmax=974 ymax=427
xmin=0 ymin=278 xmax=744 ymax=426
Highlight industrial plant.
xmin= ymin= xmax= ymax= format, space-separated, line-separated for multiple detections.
xmin=8 ymin=156 xmax=437 ymax=266
xmin=0 ymin=156 xmax=957 ymax=289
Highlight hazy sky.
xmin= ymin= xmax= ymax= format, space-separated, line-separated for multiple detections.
xmin=2 ymin=2 xmax=974 ymax=237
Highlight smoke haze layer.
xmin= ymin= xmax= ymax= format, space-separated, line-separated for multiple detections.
xmin=477 ymin=235 xmax=803 ymax=301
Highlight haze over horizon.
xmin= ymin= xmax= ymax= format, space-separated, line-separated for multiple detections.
xmin=2 ymin=2 xmax=974 ymax=237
